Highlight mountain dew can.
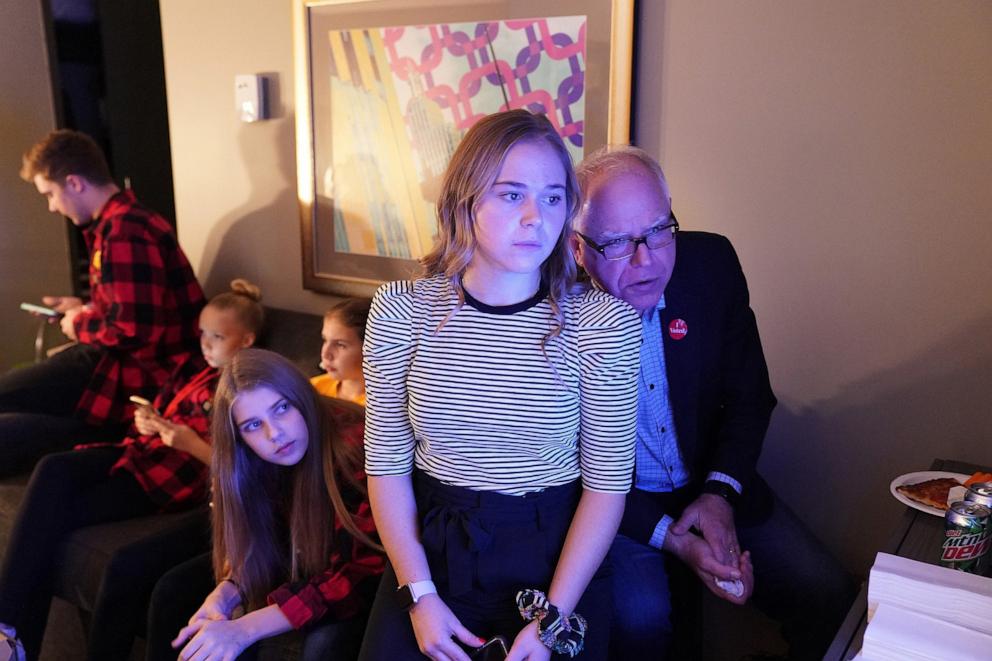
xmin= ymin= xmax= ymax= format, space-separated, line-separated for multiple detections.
xmin=942 ymin=500 xmax=991 ymax=574
xmin=964 ymin=482 xmax=992 ymax=509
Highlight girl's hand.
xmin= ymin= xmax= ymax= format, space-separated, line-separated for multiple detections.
xmin=174 ymin=618 xmax=251 ymax=661
xmin=409 ymin=594 xmax=482 ymax=661
xmin=505 ymin=620 xmax=551 ymax=661
xmin=184 ymin=582 xmax=240 ymax=627
xmin=133 ymin=407 xmax=165 ymax=436
xmin=159 ymin=423 xmax=198 ymax=453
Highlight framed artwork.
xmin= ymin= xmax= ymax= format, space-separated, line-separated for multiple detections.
xmin=293 ymin=0 xmax=635 ymax=296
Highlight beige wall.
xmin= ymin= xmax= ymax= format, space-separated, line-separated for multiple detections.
xmin=0 ymin=1 xmax=69 ymax=370
xmin=637 ymin=0 xmax=992 ymax=571
xmin=160 ymin=0 xmax=333 ymax=313
xmin=161 ymin=0 xmax=992 ymax=573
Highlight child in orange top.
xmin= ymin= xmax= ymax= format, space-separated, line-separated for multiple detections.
xmin=310 ymin=299 xmax=371 ymax=406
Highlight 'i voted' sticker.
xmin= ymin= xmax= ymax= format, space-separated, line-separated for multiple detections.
xmin=668 ymin=319 xmax=688 ymax=340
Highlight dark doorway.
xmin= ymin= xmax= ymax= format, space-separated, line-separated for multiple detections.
xmin=45 ymin=0 xmax=175 ymax=296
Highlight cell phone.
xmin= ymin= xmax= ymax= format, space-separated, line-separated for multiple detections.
xmin=20 ymin=302 xmax=61 ymax=318
xmin=470 ymin=636 xmax=509 ymax=661
xmin=129 ymin=395 xmax=160 ymax=415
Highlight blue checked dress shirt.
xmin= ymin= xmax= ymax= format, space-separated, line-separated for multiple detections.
xmin=637 ymin=296 xmax=742 ymax=550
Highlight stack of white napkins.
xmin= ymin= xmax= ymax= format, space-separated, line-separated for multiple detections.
xmin=858 ymin=552 xmax=992 ymax=660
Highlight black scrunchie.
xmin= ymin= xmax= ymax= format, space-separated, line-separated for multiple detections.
xmin=516 ymin=589 xmax=587 ymax=657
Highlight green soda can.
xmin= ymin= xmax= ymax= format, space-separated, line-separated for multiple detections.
xmin=941 ymin=500 xmax=991 ymax=574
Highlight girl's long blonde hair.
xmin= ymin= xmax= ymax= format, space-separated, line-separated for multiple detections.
xmin=422 ymin=109 xmax=581 ymax=340
xmin=209 ymin=348 xmax=378 ymax=609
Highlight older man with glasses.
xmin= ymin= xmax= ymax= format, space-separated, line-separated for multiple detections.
xmin=572 ymin=146 xmax=854 ymax=660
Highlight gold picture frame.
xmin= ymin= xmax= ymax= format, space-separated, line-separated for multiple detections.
xmin=294 ymin=0 xmax=634 ymax=296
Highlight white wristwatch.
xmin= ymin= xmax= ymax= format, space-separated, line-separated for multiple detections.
xmin=395 ymin=579 xmax=437 ymax=611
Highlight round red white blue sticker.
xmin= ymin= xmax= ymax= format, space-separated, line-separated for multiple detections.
xmin=668 ymin=319 xmax=688 ymax=340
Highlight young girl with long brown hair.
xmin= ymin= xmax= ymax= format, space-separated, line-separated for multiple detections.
xmin=153 ymin=348 xmax=383 ymax=661
xmin=358 ymin=109 xmax=641 ymax=660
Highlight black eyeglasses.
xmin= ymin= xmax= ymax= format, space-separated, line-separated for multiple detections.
xmin=576 ymin=213 xmax=679 ymax=261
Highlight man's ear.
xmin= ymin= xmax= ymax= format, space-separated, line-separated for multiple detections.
xmin=570 ymin=234 xmax=586 ymax=267
xmin=63 ymin=174 xmax=86 ymax=194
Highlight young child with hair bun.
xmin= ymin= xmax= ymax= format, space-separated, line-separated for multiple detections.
xmin=311 ymin=298 xmax=371 ymax=406
xmin=0 ymin=279 xmax=263 ymax=661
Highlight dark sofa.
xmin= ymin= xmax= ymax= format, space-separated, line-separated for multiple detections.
xmin=0 ymin=306 xmax=324 ymax=660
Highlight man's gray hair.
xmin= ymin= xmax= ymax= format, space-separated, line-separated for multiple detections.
xmin=575 ymin=145 xmax=671 ymax=230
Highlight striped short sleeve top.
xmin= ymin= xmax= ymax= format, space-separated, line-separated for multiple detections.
xmin=363 ymin=275 xmax=641 ymax=496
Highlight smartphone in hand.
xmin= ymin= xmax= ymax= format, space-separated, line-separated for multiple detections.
xmin=470 ymin=636 xmax=509 ymax=661
xmin=129 ymin=395 xmax=161 ymax=416
xmin=20 ymin=302 xmax=61 ymax=318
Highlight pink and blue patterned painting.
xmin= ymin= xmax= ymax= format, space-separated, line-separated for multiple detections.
xmin=320 ymin=16 xmax=586 ymax=259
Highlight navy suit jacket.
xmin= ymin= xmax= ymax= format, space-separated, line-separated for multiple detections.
xmin=620 ymin=231 xmax=777 ymax=546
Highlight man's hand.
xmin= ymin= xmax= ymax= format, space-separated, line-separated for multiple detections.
xmin=671 ymin=493 xmax=740 ymax=568
xmin=59 ymin=307 xmax=81 ymax=341
xmin=665 ymin=529 xmax=754 ymax=605
xmin=408 ymin=593 xmax=483 ymax=661
xmin=42 ymin=296 xmax=83 ymax=313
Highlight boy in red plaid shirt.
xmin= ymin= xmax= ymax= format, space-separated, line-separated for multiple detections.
xmin=0 ymin=129 xmax=205 ymax=475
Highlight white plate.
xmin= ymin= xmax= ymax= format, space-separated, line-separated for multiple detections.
xmin=889 ymin=471 xmax=971 ymax=517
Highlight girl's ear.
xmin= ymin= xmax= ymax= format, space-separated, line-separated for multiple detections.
xmin=242 ymin=332 xmax=256 ymax=348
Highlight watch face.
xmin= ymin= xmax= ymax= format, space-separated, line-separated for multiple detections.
xmin=395 ymin=584 xmax=416 ymax=611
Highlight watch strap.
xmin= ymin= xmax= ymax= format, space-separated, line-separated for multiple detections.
xmin=701 ymin=479 xmax=740 ymax=507
xmin=395 ymin=579 xmax=437 ymax=610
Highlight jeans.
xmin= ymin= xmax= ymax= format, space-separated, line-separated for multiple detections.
xmin=609 ymin=492 xmax=857 ymax=661
xmin=0 ymin=447 xmax=157 ymax=659
xmin=0 ymin=344 xmax=119 ymax=476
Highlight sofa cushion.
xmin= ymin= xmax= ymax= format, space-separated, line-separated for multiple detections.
xmin=52 ymin=507 xmax=211 ymax=614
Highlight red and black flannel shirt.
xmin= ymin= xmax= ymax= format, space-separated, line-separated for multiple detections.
xmin=76 ymin=357 xmax=218 ymax=511
xmin=74 ymin=190 xmax=205 ymax=426
xmin=267 ymin=405 xmax=386 ymax=628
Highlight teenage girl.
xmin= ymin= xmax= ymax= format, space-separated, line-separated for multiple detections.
xmin=150 ymin=348 xmax=384 ymax=661
xmin=0 ymin=279 xmax=263 ymax=660
xmin=358 ymin=110 xmax=641 ymax=660
xmin=311 ymin=298 xmax=371 ymax=406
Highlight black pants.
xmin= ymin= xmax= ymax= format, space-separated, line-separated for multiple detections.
xmin=0 ymin=344 xmax=120 ymax=476
xmin=0 ymin=447 xmax=157 ymax=659
xmin=147 ymin=553 xmax=369 ymax=661
xmin=358 ymin=473 xmax=612 ymax=660
xmin=609 ymin=489 xmax=857 ymax=661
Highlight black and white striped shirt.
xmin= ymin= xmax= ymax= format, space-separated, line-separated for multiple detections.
xmin=363 ymin=275 xmax=641 ymax=496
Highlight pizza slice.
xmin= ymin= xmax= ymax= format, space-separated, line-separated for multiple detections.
xmin=896 ymin=477 xmax=963 ymax=511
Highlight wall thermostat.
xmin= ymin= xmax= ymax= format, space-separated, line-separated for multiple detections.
xmin=235 ymin=74 xmax=268 ymax=122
